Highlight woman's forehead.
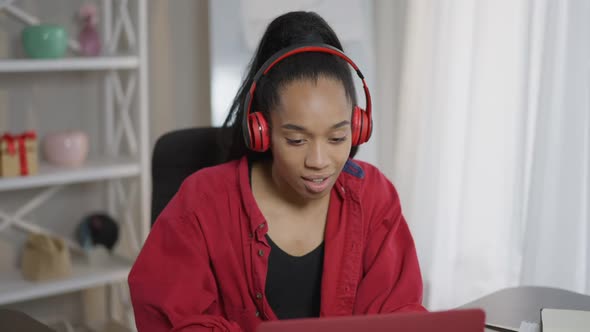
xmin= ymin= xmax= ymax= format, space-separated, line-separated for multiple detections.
xmin=274 ymin=77 xmax=352 ymax=121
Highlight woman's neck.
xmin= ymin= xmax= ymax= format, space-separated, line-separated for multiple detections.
xmin=252 ymin=160 xmax=329 ymax=212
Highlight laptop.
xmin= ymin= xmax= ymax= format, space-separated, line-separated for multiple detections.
xmin=257 ymin=309 xmax=486 ymax=332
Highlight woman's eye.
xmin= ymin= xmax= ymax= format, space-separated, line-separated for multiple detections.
xmin=286 ymin=138 xmax=305 ymax=146
xmin=330 ymin=137 xmax=347 ymax=143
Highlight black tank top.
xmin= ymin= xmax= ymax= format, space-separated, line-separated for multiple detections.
xmin=264 ymin=234 xmax=324 ymax=319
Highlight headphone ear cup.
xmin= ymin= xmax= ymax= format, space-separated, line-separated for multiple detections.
xmin=351 ymin=106 xmax=363 ymax=146
xmin=359 ymin=108 xmax=372 ymax=144
xmin=248 ymin=112 xmax=271 ymax=152
xmin=351 ymin=106 xmax=372 ymax=146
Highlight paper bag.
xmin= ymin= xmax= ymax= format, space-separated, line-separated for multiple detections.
xmin=21 ymin=233 xmax=72 ymax=281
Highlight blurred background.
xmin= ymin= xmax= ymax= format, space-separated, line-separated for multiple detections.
xmin=0 ymin=0 xmax=588 ymax=330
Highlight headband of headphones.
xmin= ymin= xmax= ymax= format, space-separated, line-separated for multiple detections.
xmin=242 ymin=43 xmax=373 ymax=150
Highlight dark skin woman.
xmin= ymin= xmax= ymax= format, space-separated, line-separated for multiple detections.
xmin=129 ymin=11 xmax=426 ymax=332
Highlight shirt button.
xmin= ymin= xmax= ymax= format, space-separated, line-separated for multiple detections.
xmin=256 ymin=292 xmax=263 ymax=299
xmin=255 ymin=311 xmax=260 ymax=317
xmin=259 ymin=223 xmax=265 ymax=229
xmin=258 ymin=249 xmax=264 ymax=256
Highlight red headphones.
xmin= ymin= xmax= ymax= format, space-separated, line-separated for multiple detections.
xmin=242 ymin=43 xmax=373 ymax=152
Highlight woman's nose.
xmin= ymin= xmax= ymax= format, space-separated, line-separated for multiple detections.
xmin=304 ymin=141 xmax=329 ymax=169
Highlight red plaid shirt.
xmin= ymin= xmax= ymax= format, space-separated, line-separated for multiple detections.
xmin=129 ymin=157 xmax=426 ymax=332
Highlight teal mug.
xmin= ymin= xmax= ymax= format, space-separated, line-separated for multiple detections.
xmin=22 ymin=24 xmax=68 ymax=58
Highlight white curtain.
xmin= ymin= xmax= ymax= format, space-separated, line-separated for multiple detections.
xmin=519 ymin=0 xmax=590 ymax=295
xmin=375 ymin=0 xmax=590 ymax=310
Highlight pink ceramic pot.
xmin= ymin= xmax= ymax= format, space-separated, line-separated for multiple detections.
xmin=43 ymin=131 xmax=89 ymax=167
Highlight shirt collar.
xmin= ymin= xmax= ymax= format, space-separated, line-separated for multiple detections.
xmin=237 ymin=156 xmax=363 ymax=234
xmin=238 ymin=157 xmax=267 ymax=235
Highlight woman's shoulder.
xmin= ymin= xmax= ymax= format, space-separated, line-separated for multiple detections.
xmin=182 ymin=158 xmax=241 ymax=189
xmin=344 ymin=159 xmax=393 ymax=189
xmin=156 ymin=159 xmax=243 ymax=221
xmin=174 ymin=159 xmax=241 ymax=205
xmin=345 ymin=160 xmax=405 ymax=231
xmin=343 ymin=158 xmax=401 ymax=205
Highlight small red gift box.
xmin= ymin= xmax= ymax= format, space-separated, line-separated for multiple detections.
xmin=0 ymin=131 xmax=38 ymax=177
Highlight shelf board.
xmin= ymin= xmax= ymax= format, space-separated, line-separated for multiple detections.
xmin=0 ymin=56 xmax=139 ymax=73
xmin=0 ymin=158 xmax=140 ymax=191
xmin=0 ymin=255 xmax=132 ymax=305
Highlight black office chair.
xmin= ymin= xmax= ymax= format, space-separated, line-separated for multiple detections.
xmin=151 ymin=127 xmax=230 ymax=224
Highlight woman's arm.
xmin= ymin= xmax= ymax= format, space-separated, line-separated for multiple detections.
xmin=128 ymin=210 xmax=243 ymax=332
xmin=353 ymin=171 xmax=427 ymax=314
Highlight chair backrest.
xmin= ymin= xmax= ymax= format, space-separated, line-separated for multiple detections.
xmin=151 ymin=127 xmax=229 ymax=224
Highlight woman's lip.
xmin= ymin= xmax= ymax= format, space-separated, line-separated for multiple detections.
xmin=302 ymin=175 xmax=331 ymax=193
xmin=302 ymin=175 xmax=331 ymax=181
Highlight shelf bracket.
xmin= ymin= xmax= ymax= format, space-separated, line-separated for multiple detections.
xmin=114 ymin=179 xmax=140 ymax=252
xmin=0 ymin=185 xmax=85 ymax=254
xmin=107 ymin=0 xmax=136 ymax=54
xmin=108 ymin=71 xmax=138 ymax=156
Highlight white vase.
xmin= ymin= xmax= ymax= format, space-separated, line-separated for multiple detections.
xmin=43 ymin=130 xmax=89 ymax=167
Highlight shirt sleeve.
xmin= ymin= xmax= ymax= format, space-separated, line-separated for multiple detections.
xmin=353 ymin=171 xmax=427 ymax=314
xmin=128 ymin=206 xmax=243 ymax=332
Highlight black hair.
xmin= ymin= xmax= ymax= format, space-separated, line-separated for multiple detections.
xmin=221 ymin=11 xmax=359 ymax=162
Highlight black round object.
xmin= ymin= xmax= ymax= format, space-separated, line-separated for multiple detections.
xmin=77 ymin=213 xmax=119 ymax=251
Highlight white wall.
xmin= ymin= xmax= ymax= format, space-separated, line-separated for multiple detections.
xmin=150 ymin=0 xmax=211 ymax=145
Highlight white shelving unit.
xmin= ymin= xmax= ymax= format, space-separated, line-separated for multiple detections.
xmin=0 ymin=56 xmax=139 ymax=72
xmin=0 ymin=255 xmax=133 ymax=306
xmin=0 ymin=158 xmax=140 ymax=192
xmin=0 ymin=0 xmax=149 ymax=329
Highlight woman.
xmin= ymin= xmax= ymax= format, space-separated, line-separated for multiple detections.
xmin=129 ymin=11 xmax=426 ymax=332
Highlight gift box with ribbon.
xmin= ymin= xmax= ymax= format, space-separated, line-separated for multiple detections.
xmin=0 ymin=131 xmax=38 ymax=177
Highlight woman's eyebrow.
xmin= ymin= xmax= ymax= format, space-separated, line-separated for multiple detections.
xmin=281 ymin=123 xmax=306 ymax=131
xmin=332 ymin=120 xmax=351 ymax=129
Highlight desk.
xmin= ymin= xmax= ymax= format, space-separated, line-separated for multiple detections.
xmin=460 ymin=286 xmax=590 ymax=331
